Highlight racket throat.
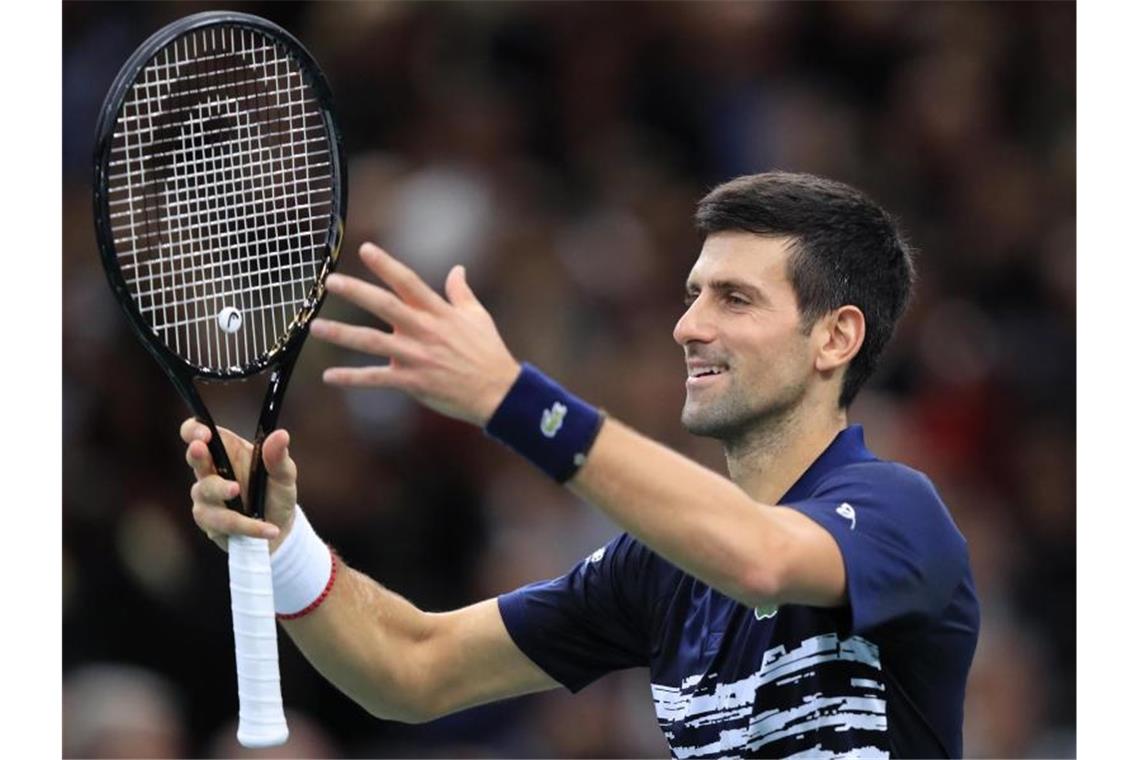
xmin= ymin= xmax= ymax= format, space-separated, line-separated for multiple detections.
xmin=247 ymin=363 xmax=298 ymax=521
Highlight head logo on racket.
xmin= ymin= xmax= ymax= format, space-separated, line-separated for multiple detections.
xmin=218 ymin=307 xmax=243 ymax=334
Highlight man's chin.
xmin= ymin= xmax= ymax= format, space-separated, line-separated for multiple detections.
xmin=681 ymin=405 xmax=733 ymax=439
xmin=681 ymin=395 xmax=774 ymax=441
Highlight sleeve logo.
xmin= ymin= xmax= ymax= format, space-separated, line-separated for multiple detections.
xmin=540 ymin=401 xmax=568 ymax=438
xmin=836 ymin=502 xmax=857 ymax=530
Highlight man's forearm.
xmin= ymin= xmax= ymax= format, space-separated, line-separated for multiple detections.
xmin=567 ymin=418 xmax=788 ymax=606
xmin=280 ymin=561 xmax=436 ymax=723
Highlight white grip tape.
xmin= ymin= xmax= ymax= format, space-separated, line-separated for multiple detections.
xmin=228 ymin=535 xmax=289 ymax=748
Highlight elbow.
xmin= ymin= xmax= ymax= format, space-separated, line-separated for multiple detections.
xmin=360 ymin=694 xmax=437 ymax=725
xmin=387 ymin=686 xmax=453 ymax=725
xmin=397 ymin=683 xmax=448 ymax=725
xmin=371 ymin=707 xmax=436 ymax=726
xmin=735 ymin=515 xmax=800 ymax=607
xmin=737 ymin=560 xmax=786 ymax=608
xmin=733 ymin=528 xmax=793 ymax=607
xmin=403 ymin=710 xmax=440 ymax=726
xmin=358 ymin=651 xmax=441 ymax=725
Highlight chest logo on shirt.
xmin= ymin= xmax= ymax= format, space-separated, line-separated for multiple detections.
xmin=836 ymin=502 xmax=857 ymax=530
xmin=754 ymin=603 xmax=778 ymax=621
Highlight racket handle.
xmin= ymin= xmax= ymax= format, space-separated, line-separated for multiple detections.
xmin=228 ymin=535 xmax=289 ymax=748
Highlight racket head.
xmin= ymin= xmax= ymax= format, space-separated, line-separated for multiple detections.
xmin=92 ymin=11 xmax=347 ymax=381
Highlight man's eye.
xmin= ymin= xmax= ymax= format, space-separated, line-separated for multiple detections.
xmin=683 ymin=294 xmax=697 ymax=307
xmin=726 ymin=294 xmax=749 ymax=306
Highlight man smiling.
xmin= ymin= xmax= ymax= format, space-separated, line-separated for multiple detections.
xmin=184 ymin=172 xmax=979 ymax=757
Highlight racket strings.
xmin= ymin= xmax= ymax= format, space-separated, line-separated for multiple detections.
xmin=108 ymin=25 xmax=333 ymax=372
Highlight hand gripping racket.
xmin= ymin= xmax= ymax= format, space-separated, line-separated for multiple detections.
xmin=92 ymin=11 xmax=346 ymax=748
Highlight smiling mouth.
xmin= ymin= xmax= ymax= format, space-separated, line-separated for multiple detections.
xmin=686 ymin=366 xmax=729 ymax=384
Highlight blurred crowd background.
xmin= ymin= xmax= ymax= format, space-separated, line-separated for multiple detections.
xmin=62 ymin=2 xmax=1075 ymax=757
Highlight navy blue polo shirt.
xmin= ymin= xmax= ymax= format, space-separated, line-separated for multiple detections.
xmin=498 ymin=425 xmax=980 ymax=758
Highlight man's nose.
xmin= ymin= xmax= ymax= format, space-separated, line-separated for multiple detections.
xmin=673 ymin=297 xmax=715 ymax=346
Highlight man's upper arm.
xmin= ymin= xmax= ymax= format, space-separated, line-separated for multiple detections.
xmin=418 ymin=598 xmax=560 ymax=720
xmin=768 ymin=505 xmax=848 ymax=608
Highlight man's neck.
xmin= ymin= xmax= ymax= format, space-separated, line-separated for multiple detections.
xmin=724 ymin=402 xmax=848 ymax=505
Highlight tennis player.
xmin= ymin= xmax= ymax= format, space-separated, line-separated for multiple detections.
xmin=184 ymin=172 xmax=979 ymax=758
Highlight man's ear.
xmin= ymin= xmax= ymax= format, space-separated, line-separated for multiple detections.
xmin=814 ymin=305 xmax=865 ymax=373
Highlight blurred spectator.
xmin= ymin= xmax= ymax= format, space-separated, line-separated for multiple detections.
xmin=63 ymin=664 xmax=186 ymax=758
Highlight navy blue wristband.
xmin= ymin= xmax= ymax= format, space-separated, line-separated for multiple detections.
xmin=485 ymin=364 xmax=605 ymax=483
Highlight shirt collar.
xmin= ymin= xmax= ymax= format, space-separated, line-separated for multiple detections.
xmin=779 ymin=424 xmax=877 ymax=504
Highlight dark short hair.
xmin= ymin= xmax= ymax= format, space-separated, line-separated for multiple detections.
xmin=695 ymin=171 xmax=916 ymax=408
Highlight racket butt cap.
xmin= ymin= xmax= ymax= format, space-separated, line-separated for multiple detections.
xmin=237 ymin=725 xmax=289 ymax=749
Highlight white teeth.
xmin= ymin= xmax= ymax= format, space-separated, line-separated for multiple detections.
xmin=689 ymin=366 xmax=726 ymax=378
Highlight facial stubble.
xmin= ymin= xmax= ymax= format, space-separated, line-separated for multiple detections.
xmin=681 ymin=367 xmax=808 ymax=448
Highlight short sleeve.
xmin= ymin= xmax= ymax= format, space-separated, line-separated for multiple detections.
xmin=785 ymin=462 xmax=968 ymax=636
xmin=497 ymin=533 xmax=654 ymax=692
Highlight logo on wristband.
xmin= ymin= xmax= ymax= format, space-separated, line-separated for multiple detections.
xmin=541 ymin=401 xmax=568 ymax=438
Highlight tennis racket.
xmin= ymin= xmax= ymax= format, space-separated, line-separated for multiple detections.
xmin=92 ymin=11 xmax=347 ymax=748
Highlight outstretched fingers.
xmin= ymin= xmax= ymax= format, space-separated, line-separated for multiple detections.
xmin=444 ymin=264 xmax=484 ymax=312
xmin=359 ymin=242 xmax=450 ymax=313
xmin=322 ymin=365 xmax=408 ymax=388
xmin=325 ymin=272 xmax=426 ymax=332
xmin=310 ymin=319 xmax=420 ymax=362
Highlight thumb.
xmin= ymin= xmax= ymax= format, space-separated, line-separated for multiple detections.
xmin=261 ymin=429 xmax=297 ymax=484
xmin=445 ymin=265 xmax=481 ymax=309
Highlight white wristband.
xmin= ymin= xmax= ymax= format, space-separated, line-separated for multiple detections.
xmin=270 ymin=505 xmax=333 ymax=616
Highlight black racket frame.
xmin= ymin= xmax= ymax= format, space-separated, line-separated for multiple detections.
xmin=92 ymin=11 xmax=347 ymax=519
